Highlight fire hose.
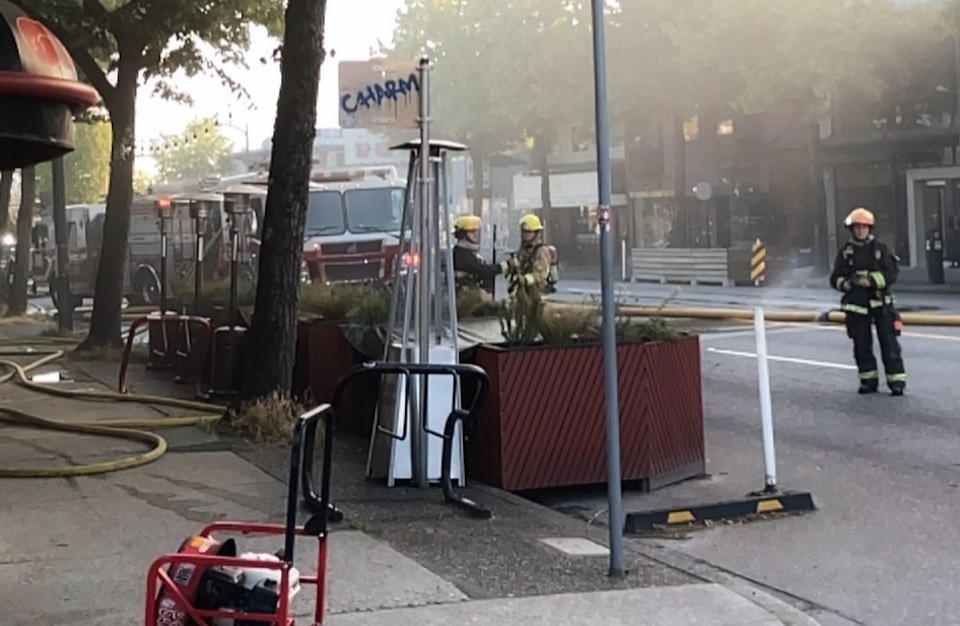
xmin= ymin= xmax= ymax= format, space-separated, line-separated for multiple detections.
xmin=0 ymin=337 xmax=223 ymax=478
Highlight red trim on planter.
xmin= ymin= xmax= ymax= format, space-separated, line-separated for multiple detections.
xmin=0 ymin=70 xmax=99 ymax=106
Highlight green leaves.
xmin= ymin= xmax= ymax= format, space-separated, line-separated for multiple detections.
xmin=36 ymin=122 xmax=112 ymax=204
xmin=154 ymin=117 xmax=233 ymax=184
xmin=20 ymin=0 xmax=285 ymax=105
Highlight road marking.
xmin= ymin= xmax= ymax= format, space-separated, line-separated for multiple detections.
xmin=706 ymin=347 xmax=857 ymax=370
xmin=769 ymin=321 xmax=960 ymax=342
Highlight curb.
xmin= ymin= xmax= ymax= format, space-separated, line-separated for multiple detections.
xmin=469 ymin=482 xmax=828 ymax=626
xmin=630 ymin=544 xmax=825 ymax=626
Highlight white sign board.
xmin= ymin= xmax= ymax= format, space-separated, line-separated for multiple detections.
xmin=339 ymin=60 xmax=421 ymax=129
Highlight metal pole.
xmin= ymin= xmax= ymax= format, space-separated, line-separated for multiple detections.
xmin=160 ymin=215 xmax=168 ymax=314
xmin=621 ymin=238 xmax=627 ymax=282
xmin=51 ymin=156 xmax=72 ymax=332
xmin=753 ymin=306 xmax=778 ymax=492
xmin=415 ymin=56 xmax=432 ymax=488
xmin=591 ymin=0 xmax=625 ymax=578
xmin=384 ymin=154 xmax=417 ymax=359
xmin=194 ymin=214 xmax=204 ymax=317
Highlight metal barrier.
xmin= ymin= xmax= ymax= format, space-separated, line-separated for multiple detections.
xmin=119 ymin=313 xmax=212 ymax=398
xmin=144 ymin=404 xmax=335 ymax=626
xmin=304 ymin=361 xmax=492 ymax=518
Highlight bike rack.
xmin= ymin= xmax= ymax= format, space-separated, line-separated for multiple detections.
xmin=301 ymin=361 xmax=491 ymax=519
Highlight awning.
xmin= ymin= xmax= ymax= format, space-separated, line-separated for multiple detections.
xmin=0 ymin=0 xmax=99 ymax=170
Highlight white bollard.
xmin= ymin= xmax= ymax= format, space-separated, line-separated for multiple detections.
xmin=754 ymin=306 xmax=778 ymax=492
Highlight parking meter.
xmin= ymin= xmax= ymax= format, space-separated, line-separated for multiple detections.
xmin=925 ymin=223 xmax=945 ymax=284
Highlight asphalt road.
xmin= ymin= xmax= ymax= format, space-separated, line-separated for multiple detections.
xmin=552 ymin=279 xmax=960 ymax=315
xmin=536 ymin=319 xmax=960 ymax=626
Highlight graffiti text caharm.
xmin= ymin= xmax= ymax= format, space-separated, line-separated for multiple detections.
xmin=341 ymin=74 xmax=420 ymax=116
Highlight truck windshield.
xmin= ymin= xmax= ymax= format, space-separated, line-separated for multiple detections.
xmin=305 ymin=190 xmax=346 ymax=236
xmin=344 ymin=188 xmax=404 ymax=233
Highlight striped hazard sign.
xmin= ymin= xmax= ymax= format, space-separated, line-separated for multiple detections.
xmin=751 ymin=239 xmax=766 ymax=285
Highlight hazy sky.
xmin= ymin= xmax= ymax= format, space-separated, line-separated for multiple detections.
xmin=135 ymin=0 xmax=406 ymax=162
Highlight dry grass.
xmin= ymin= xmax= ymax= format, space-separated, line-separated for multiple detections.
xmin=69 ymin=344 xmax=136 ymax=363
xmin=217 ymin=391 xmax=303 ymax=444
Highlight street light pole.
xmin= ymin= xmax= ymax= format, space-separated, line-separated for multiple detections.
xmin=590 ymin=0 xmax=626 ymax=578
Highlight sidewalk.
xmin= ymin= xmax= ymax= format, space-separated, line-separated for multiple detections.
xmin=0 ymin=322 xmax=821 ymax=626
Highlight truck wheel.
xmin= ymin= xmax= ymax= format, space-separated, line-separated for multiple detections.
xmin=133 ymin=268 xmax=160 ymax=306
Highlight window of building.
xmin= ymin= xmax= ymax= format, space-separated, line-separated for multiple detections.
xmin=571 ymin=125 xmax=594 ymax=153
xmin=683 ymin=116 xmax=700 ymax=142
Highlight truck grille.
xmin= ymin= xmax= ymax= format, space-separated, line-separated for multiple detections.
xmin=321 ymin=240 xmax=383 ymax=255
xmin=323 ymin=261 xmax=382 ymax=282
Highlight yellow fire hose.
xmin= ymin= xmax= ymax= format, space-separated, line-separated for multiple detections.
xmin=548 ymin=302 xmax=960 ymax=327
xmin=0 ymin=337 xmax=223 ymax=478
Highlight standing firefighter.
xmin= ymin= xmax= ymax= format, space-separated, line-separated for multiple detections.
xmin=830 ymin=208 xmax=907 ymax=396
xmin=452 ymin=215 xmax=509 ymax=295
xmin=510 ymin=214 xmax=557 ymax=294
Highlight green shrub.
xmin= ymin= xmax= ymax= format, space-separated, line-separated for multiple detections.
xmin=499 ymin=288 xmax=543 ymax=346
xmin=299 ymin=283 xmax=364 ymax=321
xmin=497 ymin=292 xmax=682 ymax=347
xmin=457 ymin=288 xmax=504 ymax=319
xmin=345 ymin=285 xmax=391 ymax=326
xmin=539 ymin=307 xmax=599 ymax=345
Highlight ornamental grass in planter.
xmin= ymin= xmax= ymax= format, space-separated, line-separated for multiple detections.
xmin=466 ymin=290 xmax=705 ymax=492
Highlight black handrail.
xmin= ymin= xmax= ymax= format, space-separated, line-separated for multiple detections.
xmin=301 ymin=361 xmax=491 ymax=518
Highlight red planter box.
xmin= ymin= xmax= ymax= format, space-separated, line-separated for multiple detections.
xmin=466 ymin=335 xmax=705 ymax=491
xmin=294 ymin=320 xmax=379 ymax=435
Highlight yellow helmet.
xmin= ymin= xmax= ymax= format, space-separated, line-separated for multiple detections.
xmin=844 ymin=208 xmax=875 ymax=228
xmin=520 ymin=213 xmax=544 ymax=232
xmin=453 ymin=215 xmax=481 ymax=232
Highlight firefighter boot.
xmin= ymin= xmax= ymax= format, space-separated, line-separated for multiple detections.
xmin=858 ymin=382 xmax=879 ymax=395
xmin=889 ymin=383 xmax=905 ymax=397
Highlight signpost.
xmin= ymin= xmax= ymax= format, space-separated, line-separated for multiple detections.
xmin=590 ymin=0 xmax=626 ymax=578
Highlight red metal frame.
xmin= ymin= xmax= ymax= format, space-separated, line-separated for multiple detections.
xmin=119 ymin=313 xmax=213 ymax=398
xmin=0 ymin=70 xmax=99 ymax=106
xmin=145 ymin=522 xmax=329 ymax=626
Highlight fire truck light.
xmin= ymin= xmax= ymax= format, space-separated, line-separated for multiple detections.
xmin=1 ymin=233 xmax=14 ymax=247
xmin=313 ymin=243 xmax=320 ymax=251
xmin=403 ymin=252 xmax=420 ymax=268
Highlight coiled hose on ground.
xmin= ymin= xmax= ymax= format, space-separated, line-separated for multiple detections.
xmin=0 ymin=336 xmax=223 ymax=478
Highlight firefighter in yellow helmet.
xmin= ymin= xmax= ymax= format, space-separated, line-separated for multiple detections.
xmin=830 ymin=208 xmax=906 ymax=396
xmin=509 ymin=213 xmax=556 ymax=294
xmin=452 ymin=215 xmax=510 ymax=294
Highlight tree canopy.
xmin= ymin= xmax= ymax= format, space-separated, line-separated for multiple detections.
xmin=14 ymin=0 xmax=285 ymax=347
xmin=154 ymin=118 xmax=234 ymax=184
xmin=36 ymin=122 xmax=111 ymax=205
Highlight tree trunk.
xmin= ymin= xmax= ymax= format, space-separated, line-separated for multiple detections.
xmin=0 ymin=170 xmax=12 ymax=232
xmin=471 ymin=150 xmax=484 ymax=216
xmin=8 ymin=166 xmax=35 ymax=316
xmin=241 ymin=0 xmax=327 ymax=401
xmin=79 ymin=61 xmax=138 ymax=349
